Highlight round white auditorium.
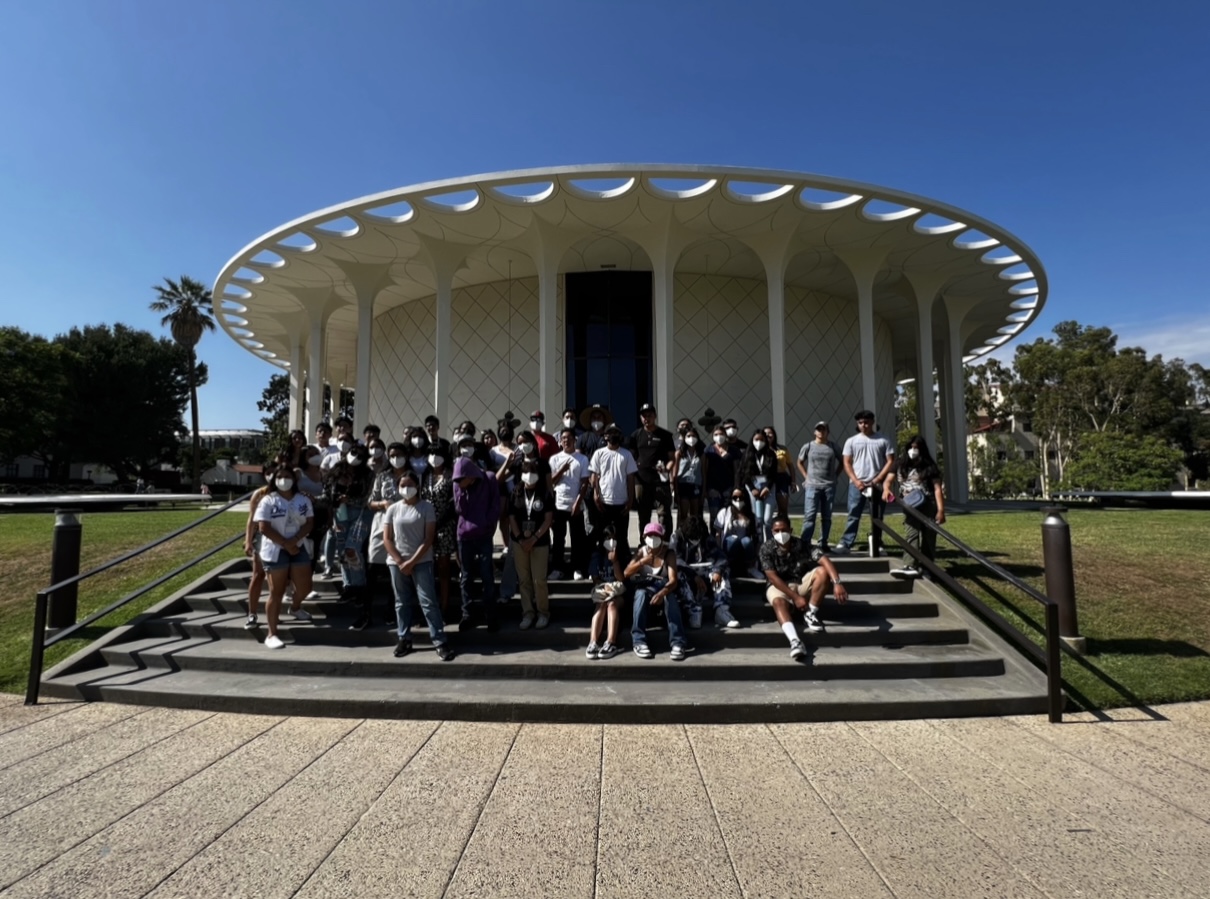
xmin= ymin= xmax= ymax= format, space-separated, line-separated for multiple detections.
xmin=213 ymin=164 xmax=1047 ymax=502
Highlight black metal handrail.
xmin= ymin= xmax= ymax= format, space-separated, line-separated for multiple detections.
xmin=874 ymin=503 xmax=1064 ymax=723
xmin=25 ymin=490 xmax=253 ymax=705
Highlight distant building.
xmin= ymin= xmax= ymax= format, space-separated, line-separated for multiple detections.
xmin=200 ymin=459 xmax=266 ymax=489
xmin=195 ymin=429 xmax=267 ymax=461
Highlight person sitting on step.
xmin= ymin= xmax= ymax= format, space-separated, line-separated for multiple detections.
xmin=585 ymin=524 xmax=627 ymax=660
xmin=759 ymin=515 xmax=849 ymax=661
xmin=625 ymin=522 xmax=692 ymax=661
xmin=670 ymin=513 xmax=739 ymax=629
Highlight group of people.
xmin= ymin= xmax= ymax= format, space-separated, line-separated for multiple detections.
xmin=243 ymin=404 xmax=946 ymax=662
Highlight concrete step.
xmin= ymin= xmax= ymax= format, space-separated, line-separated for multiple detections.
xmin=39 ymin=666 xmax=1049 ymax=724
xmin=141 ymin=608 xmax=971 ymax=650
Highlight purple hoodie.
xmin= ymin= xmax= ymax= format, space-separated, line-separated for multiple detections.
xmin=453 ymin=456 xmax=500 ymax=542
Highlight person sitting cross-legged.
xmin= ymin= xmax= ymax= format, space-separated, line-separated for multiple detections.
xmin=760 ymin=515 xmax=849 ymax=661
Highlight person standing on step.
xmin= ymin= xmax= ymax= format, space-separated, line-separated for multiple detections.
xmin=721 ymin=417 xmax=748 ymax=460
xmin=625 ymin=522 xmax=691 ymax=661
xmin=365 ymin=440 xmax=406 ymax=627
xmin=452 ymin=454 xmax=501 ymax=631
xmin=330 ymin=444 xmax=374 ymax=623
xmin=739 ymin=428 xmax=778 ymax=542
xmin=835 ymin=410 xmax=896 ymax=556
xmin=549 ymin=427 xmax=590 ymax=581
xmin=628 ymin=403 xmax=676 ymax=535
xmin=797 ymin=421 xmax=842 ymax=552
xmin=242 ymin=461 xmax=277 ymax=631
xmin=508 ymin=459 xmax=555 ymax=629
xmin=704 ymin=424 xmax=738 ymax=523
xmin=423 ymin=415 xmax=451 ymax=458
xmin=254 ymin=465 xmax=316 ymax=650
xmin=293 ymin=446 xmax=328 ymax=601
xmin=419 ymin=444 xmax=458 ymax=620
xmin=760 ymin=515 xmax=848 ymax=661
xmin=671 ymin=425 xmax=707 ymax=528
xmin=884 ymin=434 xmax=946 ymax=579
xmin=383 ymin=468 xmax=453 ymax=661
xmin=577 ymin=404 xmax=613 ymax=545
xmin=589 ymin=424 xmax=638 ymax=560
xmin=560 ymin=407 xmax=584 ymax=443
xmin=764 ymin=426 xmax=794 ymax=519
xmin=528 ymin=410 xmax=559 ymax=461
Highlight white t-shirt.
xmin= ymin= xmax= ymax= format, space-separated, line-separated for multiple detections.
xmin=383 ymin=499 xmax=436 ymax=566
xmin=253 ymin=492 xmax=314 ymax=563
xmin=589 ymin=447 xmax=638 ymax=505
xmin=549 ymin=450 xmax=589 ymax=511
xmin=842 ymin=433 xmax=895 ymax=482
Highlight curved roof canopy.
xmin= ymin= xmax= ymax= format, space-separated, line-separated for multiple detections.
xmin=213 ymin=164 xmax=1046 ymax=381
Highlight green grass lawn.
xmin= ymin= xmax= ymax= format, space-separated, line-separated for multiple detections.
xmin=0 ymin=508 xmax=245 ymax=695
xmin=838 ymin=507 xmax=1210 ymax=711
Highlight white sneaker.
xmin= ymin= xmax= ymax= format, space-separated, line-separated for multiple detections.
xmin=573 ymin=571 xmax=586 ymax=582
xmin=244 ymin=615 xmax=257 ymax=630
xmin=789 ymin=639 xmax=806 ymax=660
xmin=714 ymin=605 xmax=740 ymax=628
xmin=264 ymin=634 xmax=285 ymax=650
xmin=586 ymin=642 xmax=600 ymax=660
xmin=304 ymin=591 xmax=322 ymax=601
xmin=290 ymin=608 xmax=313 ymax=621
xmin=688 ymin=608 xmax=703 ymax=629
xmin=535 ymin=613 xmax=550 ymax=629
xmin=519 ymin=612 xmax=535 ymax=630
xmin=803 ymin=606 xmax=824 ymax=634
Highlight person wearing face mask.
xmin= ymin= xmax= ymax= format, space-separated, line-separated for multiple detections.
xmin=760 ymin=515 xmax=849 ymax=660
xmin=671 ymin=426 xmax=708 ymax=527
xmin=423 ymin=415 xmax=452 ymax=458
xmin=328 ymin=443 xmax=375 ymax=619
xmin=836 ymin=410 xmax=896 ymax=556
xmin=704 ymin=425 xmax=737 ymax=523
xmin=318 ymin=429 xmax=354 ymax=575
xmin=499 ymin=429 xmax=549 ymax=600
xmin=323 ymin=430 xmax=354 ymax=473
xmin=508 ymin=460 xmax=555 ymax=629
xmin=721 ymin=418 xmax=748 ymax=457
xmin=763 ymin=426 xmax=794 ymax=518
xmin=627 ymin=403 xmax=676 ymax=537
xmin=361 ymin=424 xmax=381 ymax=447
xmin=419 ymin=446 xmax=458 ymax=618
xmin=242 ymin=462 xmax=276 ymax=631
xmin=671 ymin=512 xmax=738 ymax=629
xmin=404 ymin=427 xmax=430 ymax=478
xmin=383 ymin=469 xmax=453 ymax=661
xmin=527 ymin=410 xmax=559 ymax=461
xmin=739 ymin=429 xmax=779 ymax=542
xmin=295 ymin=445 xmax=330 ymax=579
xmin=714 ymin=488 xmax=759 ymax=577
xmin=589 ymin=425 xmax=638 ymax=559
xmin=796 ymin=422 xmax=842 ymax=552
xmin=585 ymin=525 xmax=627 ymax=660
xmin=452 ymin=454 xmax=501 ymax=631
xmin=576 ymin=404 xmax=613 ymax=458
xmin=625 ymin=522 xmax=691 ymax=661
xmin=884 ymin=435 xmax=945 ymax=578
xmin=560 ymin=408 xmax=584 ymax=441
xmin=549 ymin=428 xmax=591 ymax=581
xmin=363 ymin=440 xmax=406 ymax=628
xmin=253 ymin=464 xmax=316 ymax=650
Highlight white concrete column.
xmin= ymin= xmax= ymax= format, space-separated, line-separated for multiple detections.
xmin=652 ymin=254 xmax=675 ymax=418
xmin=836 ymin=249 xmax=888 ymax=417
xmin=354 ymin=288 xmax=375 ymax=433
xmin=537 ymin=254 xmax=559 ymax=416
xmin=287 ymin=333 xmax=304 ymax=431
xmin=305 ymin=317 xmax=326 ymax=437
xmin=433 ymin=268 xmax=453 ymax=423
xmin=765 ymin=265 xmax=787 ymax=437
xmin=903 ymin=271 xmax=948 ymax=455
xmin=943 ymin=297 xmax=978 ymax=504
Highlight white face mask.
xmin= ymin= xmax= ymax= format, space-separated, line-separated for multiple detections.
xmin=400 ymin=485 xmax=418 ymax=501
xmin=908 ymin=448 xmax=921 ymax=460
xmin=521 ymin=472 xmax=539 ymax=487
xmin=591 ymin=420 xmax=604 ymax=432
xmin=389 ymin=456 xmax=406 ymax=469
xmin=346 ymin=453 xmax=361 ymax=466
xmin=307 ymin=454 xmax=323 ymax=467
xmin=773 ymin=531 xmax=792 ymax=546
xmin=530 ymin=420 xmax=544 ymax=432
xmin=753 ymin=440 xmax=766 ymax=451
xmin=520 ymin=442 xmax=536 ymax=456
xmin=732 ymin=499 xmax=744 ymax=510
xmin=725 ymin=427 xmax=737 ymax=438
xmin=370 ymin=447 xmax=385 ymax=459
xmin=275 ymin=477 xmax=294 ymax=492
xmin=603 ymin=538 xmax=617 ymax=552
xmin=713 ymin=434 xmax=725 ymax=445
xmin=428 ymin=454 xmax=442 ymax=468
xmin=411 ymin=436 xmax=425 ymax=449
xmin=684 ymin=436 xmax=698 ymax=446
xmin=338 ymin=440 xmax=352 ymax=453
xmin=563 ymin=417 xmax=576 ymax=428
xmin=645 ymin=536 xmax=662 ymax=550
xmin=460 ymin=446 xmax=474 ymax=457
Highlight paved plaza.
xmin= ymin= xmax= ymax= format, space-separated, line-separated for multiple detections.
xmin=0 ymin=693 xmax=1208 ymax=897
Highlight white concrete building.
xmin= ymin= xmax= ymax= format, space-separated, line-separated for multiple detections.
xmin=213 ymin=165 xmax=1047 ymax=502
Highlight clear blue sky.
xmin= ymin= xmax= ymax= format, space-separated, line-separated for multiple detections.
xmin=2 ymin=1 xmax=1207 ymax=428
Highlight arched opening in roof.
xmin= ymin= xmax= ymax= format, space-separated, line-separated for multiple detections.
xmin=362 ymin=200 xmax=415 ymax=224
xmin=724 ymin=180 xmax=795 ymax=203
xmin=276 ymin=232 xmax=318 ymax=252
xmin=417 ymin=189 xmax=481 ymax=213
xmin=488 ymin=181 xmax=555 ymax=204
xmin=798 ymin=187 xmax=863 ymax=211
xmin=953 ymin=229 xmax=999 ymax=250
xmin=981 ymin=245 xmax=1021 ymax=265
xmin=860 ymin=198 xmax=921 ymax=222
xmin=563 ymin=177 xmax=636 ymax=200
xmin=912 ymin=212 xmax=966 ymax=235
xmin=1009 ymin=280 xmax=1039 ymax=296
xmin=313 ymin=216 xmax=361 ymax=237
xmin=230 ymin=267 xmax=264 ymax=284
xmin=221 ymin=299 xmax=248 ymax=314
xmin=248 ymin=249 xmax=285 ymax=268
xmin=998 ymin=263 xmax=1035 ymax=281
xmin=223 ymin=284 xmax=253 ymax=300
xmin=645 ymin=177 xmax=717 ymax=199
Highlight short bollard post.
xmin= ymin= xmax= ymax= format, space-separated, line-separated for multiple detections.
xmin=48 ymin=508 xmax=83 ymax=631
xmin=1041 ymin=506 xmax=1086 ymax=653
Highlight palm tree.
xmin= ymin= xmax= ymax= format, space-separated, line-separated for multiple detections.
xmin=150 ymin=276 xmax=216 ymax=492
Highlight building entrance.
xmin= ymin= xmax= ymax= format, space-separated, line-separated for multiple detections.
xmin=564 ymin=272 xmax=653 ymax=434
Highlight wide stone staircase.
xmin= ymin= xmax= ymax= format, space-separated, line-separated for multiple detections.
xmin=40 ymin=554 xmax=1050 ymax=722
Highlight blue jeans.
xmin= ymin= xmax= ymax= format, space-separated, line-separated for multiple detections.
xmin=801 ymin=484 xmax=835 ymax=547
xmin=458 ymin=535 xmax=498 ymax=619
xmin=335 ymin=503 xmax=371 ymax=588
xmin=390 ymin=560 xmax=445 ymax=643
xmin=840 ymin=482 xmax=886 ymax=552
xmin=631 ymin=581 xmax=687 ymax=648
xmin=724 ymin=534 xmax=754 ymax=570
xmin=748 ymin=488 xmax=774 ymax=541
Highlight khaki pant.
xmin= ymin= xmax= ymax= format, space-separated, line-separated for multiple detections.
xmin=764 ymin=567 xmax=821 ymax=604
xmin=514 ymin=544 xmax=550 ymax=615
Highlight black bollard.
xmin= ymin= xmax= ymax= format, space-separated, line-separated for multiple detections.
xmin=48 ymin=509 xmax=83 ymax=630
xmin=1041 ymin=506 xmax=1085 ymax=653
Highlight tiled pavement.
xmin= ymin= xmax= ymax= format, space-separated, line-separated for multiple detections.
xmin=1 ymin=694 xmax=1208 ymax=897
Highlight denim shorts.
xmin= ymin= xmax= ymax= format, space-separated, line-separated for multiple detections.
xmin=265 ymin=547 xmax=311 ymax=572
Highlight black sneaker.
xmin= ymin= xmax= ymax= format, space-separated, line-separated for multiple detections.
xmin=350 ymin=615 xmax=370 ymax=631
xmin=393 ymin=638 xmax=413 ymax=658
xmin=435 ymin=643 xmax=455 ymax=661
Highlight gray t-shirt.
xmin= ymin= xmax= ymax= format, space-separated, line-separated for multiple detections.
xmin=383 ymin=499 xmax=436 ymax=565
xmin=797 ymin=440 xmax=841 ymax=487
xmin=842 ymin=433 xmax=895 ymax=481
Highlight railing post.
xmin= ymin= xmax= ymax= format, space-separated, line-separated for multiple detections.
xmin=1041 ymin=506 xmax=1086 ymax=653
xmin=48 ymin=508 xmax=83 ymax=630
xmin=26 ymin=591 xmax=49 ymax=705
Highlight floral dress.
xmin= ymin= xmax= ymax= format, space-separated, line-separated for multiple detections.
xmin=421 ymin=468 xmax=457 ymax=558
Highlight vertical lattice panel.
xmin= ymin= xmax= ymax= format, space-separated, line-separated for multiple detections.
xmin=370 ymin=299 xmax=436 ymax=436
